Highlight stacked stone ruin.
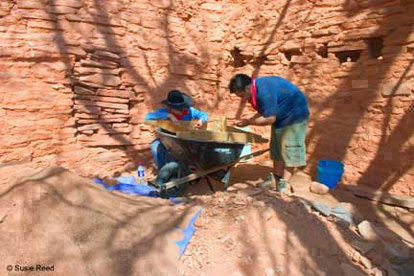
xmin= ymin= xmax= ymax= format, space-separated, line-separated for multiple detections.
xmin=0 ymin=0 xmax=413 ymax=193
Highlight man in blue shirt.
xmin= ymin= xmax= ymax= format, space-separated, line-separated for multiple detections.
xmin=228 ymin=74 xmax=310 ymax=192
xmin=145 ymin=90 xmax=209 ymax=171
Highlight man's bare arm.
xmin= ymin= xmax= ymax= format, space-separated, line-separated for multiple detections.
xmin=248 ymin=114 xmax=276 ymax=126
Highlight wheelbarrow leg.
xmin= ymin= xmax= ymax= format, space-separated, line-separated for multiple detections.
xmin=207 ymin=167 xmax=232 ymax=191
xmin=205 ymin=176 xmax=215 ymax=193
xmin=221 ymin=169 xmax=232 ymax=190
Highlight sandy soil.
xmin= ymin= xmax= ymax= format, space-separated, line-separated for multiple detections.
xmin=0 ymin=164 xmax=413 ymax=276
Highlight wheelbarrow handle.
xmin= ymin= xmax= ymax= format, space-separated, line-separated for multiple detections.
xmin=161 ymin=148 xmax=269 ymax=190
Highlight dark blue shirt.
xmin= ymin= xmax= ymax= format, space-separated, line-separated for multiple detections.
xmin=255 ymin=76 xmax=310 ymax=128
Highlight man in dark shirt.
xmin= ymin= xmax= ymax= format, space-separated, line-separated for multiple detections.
xmin=228 ymin=74 xmax=310 ymax=192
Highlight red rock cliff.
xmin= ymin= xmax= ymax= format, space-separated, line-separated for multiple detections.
xmin=0 ymin=0 xmax=413 ymax=195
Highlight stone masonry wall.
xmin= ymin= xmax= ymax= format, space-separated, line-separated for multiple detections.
xmin=0 ymin=0 xmax=413 ymax=194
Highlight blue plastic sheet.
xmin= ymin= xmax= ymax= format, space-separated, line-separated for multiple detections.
xmin=93 ymin=177 xmax=158 ymax=197
xmin=93 ymin=178 xmax=188 ymax=204
xmin=175 ymin=209 xmax=202 ymax=258
xmin=115 ymin=176 xmax=136 ymax=185
xmin=169 ymin=197 xmax=186 ymax=204
xmin=94 ymin=177 xmax=193 ymax=258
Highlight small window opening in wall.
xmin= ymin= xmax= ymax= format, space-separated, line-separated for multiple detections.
xmin=284 ymin=49 xmax=302 ymax=61
xmin=365 ymin=37 xmax=383 ymax=59
xmin=317 ymin=43 xmax=328 ymax=58
xmin=230 ymin=47 xmax=246 ymax=68
xmin=334 ymin=50 xmax=362 ymax=63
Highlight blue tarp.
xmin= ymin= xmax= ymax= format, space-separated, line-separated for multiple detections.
xmin=175 ymin=209 xmax=202 ymax=258
xmin=169 ymin=197 xmax=186 ymax=204
xmin=93 ymin=177 xmax=158 ymax=197
xmin=115 ymin=176 xmax=136 ymax=185
xmin=93 ymin=177 xmax=196 ymax=257
xmin=92 ymin=177 xmax=187 ymax=205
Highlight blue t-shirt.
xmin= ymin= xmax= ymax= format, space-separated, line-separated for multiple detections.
xmin=255 ymin=76 xmax=309 ymax=128
xmin=145 ymin=107 xmax=209 ymax=122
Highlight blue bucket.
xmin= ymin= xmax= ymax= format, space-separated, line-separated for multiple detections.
xmin=317 ymin=159 xmax=344 ymax=189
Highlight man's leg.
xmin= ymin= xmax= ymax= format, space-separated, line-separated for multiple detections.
xmin=271 ymin=119 xmax=308 ymax=192
xmin=279 ymin=119 xmax=308 ymax=179
xmin=274 ymin=160 xmax=296 ymax=181
xmin=260 ymin=126 xmax=283 ymax=189
xmin=156 ymin=162 xmax=180 ymax=186
xmin=271 ymin=124 xmax=287 ymax=181
xmin=150 ymin=139 xmax=160 ymax=169
xmin=273 ymin=160 xmax=284 ymax=178
xmin=150 ymin=138 xmax=168 ymax=170
xmin=265 ymin=121 xmax=307 ymax=190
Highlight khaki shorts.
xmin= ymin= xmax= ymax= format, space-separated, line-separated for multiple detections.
xmin=270 ymin=119 xmax=308 ymax=167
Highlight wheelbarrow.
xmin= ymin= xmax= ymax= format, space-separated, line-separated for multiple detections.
xmin=151 ymin=127 xmax=269 ymax=197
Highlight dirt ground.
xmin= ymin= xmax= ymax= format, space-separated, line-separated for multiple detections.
xmin=0 ymin=163 xmax=413 ymax=276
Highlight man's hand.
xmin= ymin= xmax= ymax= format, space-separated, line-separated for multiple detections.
xmin=194 ymin=119 xmax=204 ymax=129
xmin=234 ymin=118 xmax=250 ymax=127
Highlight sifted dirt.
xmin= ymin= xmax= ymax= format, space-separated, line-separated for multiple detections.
xmin=0 ymin=164 xmax=412 ymax=276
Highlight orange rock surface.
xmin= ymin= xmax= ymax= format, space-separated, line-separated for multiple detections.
xmin=0 ymin=0 xmax=413 ymax=195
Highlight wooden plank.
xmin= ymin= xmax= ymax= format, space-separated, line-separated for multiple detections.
xmin=177 ymin=129 xmax=268 ymax=144
xmin=144 ymin=120 xmax=199 ymax=133
xmin=342 ymin=184 xmax=414 ymax=209
xmin=177 ymin=130 xmax=250 ymax=143
xmin=207 ymin=117 xmax=227 ymax=132
xmin=145 ymin=118 xmax=234 ymax=133
xmin=160 ymin=148 xmax=269 ymax=190
xmin=145 ymin=118 xmax=228 ymax=131
xmin=226 ymin=126 xmax=269 ymax=143
xmin=328 ymin=44 xmax=367 ymax=53
xmin=145 ymin=119 xmax=268 ymax=143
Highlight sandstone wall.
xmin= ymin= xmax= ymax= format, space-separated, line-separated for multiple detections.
xmin=1 ymin=0 xmax=413 ymax=194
